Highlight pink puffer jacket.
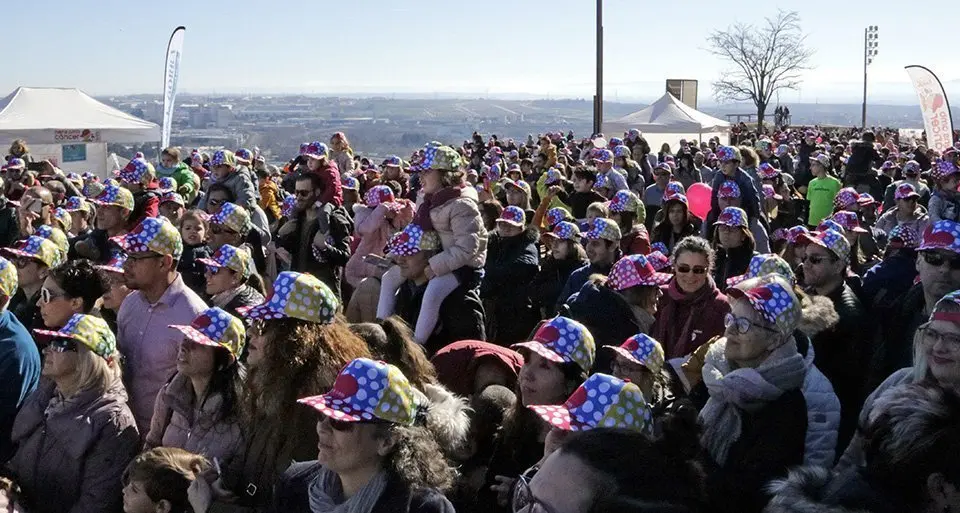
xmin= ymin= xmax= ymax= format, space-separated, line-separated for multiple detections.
xmin=345 ymin=203 xmax=413 ymax=287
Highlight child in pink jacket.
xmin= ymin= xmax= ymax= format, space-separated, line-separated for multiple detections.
xmin=345 ymin=185 xmax=413 ymax=288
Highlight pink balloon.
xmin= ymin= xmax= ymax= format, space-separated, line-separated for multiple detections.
xmin=687 ymin=183 xmax=712 ymax=220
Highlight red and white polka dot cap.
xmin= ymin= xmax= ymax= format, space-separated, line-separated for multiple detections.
xmin=887 ymin=224 xmax=919 ymax=250
xmin=714 ymin=207 xmax=748 ymax=229
xmin=646 ymin=251 xmax=671 ymax=272
xmin=298 ymin=358 xmax=424 ymax=426
xmin=727 ymin=276 xmax=801 ymax=334
xmin=497 ymin=206 xmax=526 ymax=227
xmin=833 ymin=188 xmax=860 ymax=211
xmin=542 ymin=221 xmax=581 ymax=242
xmin=717 ymin=181 xmax=741 ymax=199
xmin=512 ymin=316 xmax=596 ymax=374
xmin=364 ymin=185 xmax=395 ymax=208
xmin=528 ymin=373 xmax=651 ymax=432
xmin=606 ymin=333 xmax=665 ymax=374
xmin=831 ymin=211 xmax=868 ymax=234
xmin=607 ymin=254 xmax=672 ymax=291
xmin=386 ymin=224 xmax=441 ymax=257
xmin=918 ymin=220 xmax=960 ymax=254
xmin=545 ymin=207 xmax=571 ymax=228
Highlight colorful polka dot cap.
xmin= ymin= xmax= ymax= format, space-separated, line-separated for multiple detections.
xmin=34 ymin=314 xmax=116 ymax=361
xmin=210 ymin=150 xmax=237 ymax=168
xmin=237 ymin=271 xmax=338 ymax=324
xmin=593 ymin=173 xmax=609 ymax=190
xmin=714 ymin=207 xmax=748 ymax=228
xmin=364 ymin=185 xmax=395 ymax=208
xmin=386 ymin=224 xmax=442 ymax=257
xmin=857 ymin=193 xmax=878 ymax=208
xmin=210 ymin=202 xmax=252 ymax=235
xmin=776 ymin=144 xmax=790 ymax=156
xmin=666 ymin=182 xmax=686 ymax=195
xmin=544 ymin=168 xmax=563 ymax=185
xmin=801 ymin=229 xmax=851 ymax=263
xmin=584 ymin=217 xmax=622 ymax=242
xmin=654 ymin=162 xmax=672 ymax=174
xmin=755 ymin=138 xmax=773 ymax=151
xmin=169 ymin=307 xmax=246 ymax=358
xmin=646 ymin=251 xmax=670 ymax=272
xmin=117 ymin=158 xmax=154 ymax=184
xmin=2 ymin=158 xmax=24 ymax=170
xmin=190 ymin=151 xmax=204 ymax=168
xmin=235 ymin=148 xmax=253 ymax=162
xmin=833 ymin=187 xmax=860 ymax=211
xmin=543 ymin=221 xmax=581 ymax=242
xmin=608 ymin=254 xmax=672 ymax=291
xmin=888 ymin=224 xmax=920 ymax=250
xmin=160 ymin=192 xmax=185 ymax=207
xmin=771 ymin=228 xmax=788 ymax=242
xmin=607 ymin=333 xmax=665 ymax=373
xmin=504 ymin=179 xmax=531 ymax=196
xmin=726 ymin=253 xmax=796 ymax=288
xmin=762 ymin=184 xmax=782 ymax=200
xmin=506 ymin=163 xmax=522 ymax=175
xmin=831 ymin=211 xmax=868 ymax=234
xmin=280 ymin=195 xmax=297 ymax=218
xmin=591 ymin=149 xmax=613 ymax=163
xmin=418 ymin=145 xmax=462 ymax=171
xmin=758 ymin=163 xmax=780 ymax=180
xmin=934 ymin=160 xmax=960 ymax=181
xmin=512 ymin=316 xmax=596 ymax=373
xmin=198 ymin=244 xmax=252 ymax=280
xmin=904 ymin=160 xmax=921 ymax=175
xmin=816 ymin=219 xmax=846 ymax=235
xmin=115 ymin=217 xmax=183 ymax=259
xmin=52 ymin=208 xmax=72 ymax=230
xmin=298 ymin=358 xmax=424 ymax=426
xmin=663 ymin=191 xmax=688 ymax=206
xmin=609 ymin=137 xmax=624 ymax=148
xmin=718 ymin=180 xmax=741 ymax=199
xmin=82 ymin=181 xmax=105 ymax=199
xmin=95 ymin=251 xmax=127 ymax=274
xmin=895 ymin=183 xmax=921 ymax=200
xmin=727 ymin=275 xmax=801 ymax=334
xmin=546 ymin=207 xmax=571 ymax=228
xmin=1 ymin=236 xmax=63 ymax=268
xmin=785 ymin=226 xmax=810 ymax=245
xmin=341 ymin=176 xmax=360 ymax=191
xmin=813 ymin=154 xmax=831 ymax=168
xmin=156 ymin=177 xmax=176 ymax=194
xmin=497 ymin=206 xmax=526 ymax=227
xmin=382 ymin=155 xmax=403 ymax=168
xmin=0 ymin=257 xmax=16 ymax=298
xmin=35 ymin=225 xmax=69 ymax=258
xmin=608 ymin=190 xmax=640 ymax=213
xmin=715 ymin=145 xmax=740 ymax=162
xmin=91 ymin=184 xmax=135 ymax=211
xmin=529 ymin=373 xmax=650 ymax=433
xmin=612 ymin=145 xmax=631 ymax=158
xmin=63 ymin=196 xmax=90 ymax=213
xmin=918 ymin=220 xmax=960 ymax=254
xmin=484 ymin=164 xmax=501 ymax=182
xmin=651 ymin=242 xmax=668 ymax=255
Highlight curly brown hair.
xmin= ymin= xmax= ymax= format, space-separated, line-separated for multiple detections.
xmin=376 ymin=421 xmax=458 ymax=492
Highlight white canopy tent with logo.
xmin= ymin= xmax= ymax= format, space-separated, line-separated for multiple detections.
xmin=604 ymin=92 xmax=731 ymax=152
xmin=0 ymin=87 xmax=159 ymax=177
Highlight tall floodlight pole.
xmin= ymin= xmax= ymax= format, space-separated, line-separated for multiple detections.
xmin=593 ymin=0 xmax=603 ymax=136
xmin=862 ymin=25 xmax=879 ymax=129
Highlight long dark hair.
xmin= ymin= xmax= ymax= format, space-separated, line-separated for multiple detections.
xmin=200 ymin=348 xmax=246 ymax=423
xmin=349 ymin=316 xmax=438 ymax=390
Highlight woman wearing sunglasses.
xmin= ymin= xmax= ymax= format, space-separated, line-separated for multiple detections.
xmin=199 ymin=244 xmax=264 ymax=323
xmin=193 ymin=272 xmax=370 ymax=512
xmin=37 ymin=259 xmax=105 ymax=329
xmin=694 ymin=275 xmax=812 ymax=513
xmin=651 ymin=236 xmax=731 ymax=365
xmin=7 ymin=314 xmax=139 ymax=513
xmin=208 ymin=202 xmax=267 ymax=277
xmin=263 ymin=358 xmax=457 ymax=513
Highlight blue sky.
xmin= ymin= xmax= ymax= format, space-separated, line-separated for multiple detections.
xmin=7 ymin=0 xmax=959 ymax=103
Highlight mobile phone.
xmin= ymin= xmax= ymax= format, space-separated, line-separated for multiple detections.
xmin=26 ymin=161 xmax=45 ymax=172
xmin=362 ymin=254 xmax=392 ymax=269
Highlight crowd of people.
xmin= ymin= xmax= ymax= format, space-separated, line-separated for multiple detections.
xmin=0 ymin=125 xmax=958 ymax=513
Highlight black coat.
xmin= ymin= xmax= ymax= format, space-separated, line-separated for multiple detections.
xmin=277 ymin=204 xmax=353 ymax=298
xmin=178 ymin=243 xmax=213 ymax=299
xmin=273 ymin=461 xmax=455 ymax=513
xmin=481 ymin=228 xmax=540 ymax=346
xmin=870 ymin=282 xmax=926 ymax=390
xmin=844 ymin=141 xmax=882 ymax=185
xmin=0 ymin=200 xmax=18 ymax=248
xmin=529 ymin=255 xmax=587 ymax=318
xmin=563 ymin=280 xmax=641 ymax=374
xmin=713 ymin=245 xmax=756 ymax=288
xmin=396 ymin=280 xmax=486 ymax=356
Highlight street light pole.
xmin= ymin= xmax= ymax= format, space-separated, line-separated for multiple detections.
xmin=861 ymin=25 xmax=879 ymax=130
xmin=593 ymin=0 xmax=603 ymax=136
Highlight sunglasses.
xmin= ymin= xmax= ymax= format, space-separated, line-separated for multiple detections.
xmin=208 ymin=198 xmax=226 ymax=207
xmin=48 ymin=337 xmax=78 ymax=353
xmin=294 ymin=189 xmax=313 ymax=198
xmin=922 ymin=251 xmax=960 ymax=271
xmin=676 ymin=264 xmax=707 ymax=275
xmin=801 ymin=254 xmax=834 ymax=266
xmin=40 ymin=287 xmax=65 ymax=304
xmin=210 ymin=225 xmax=236 ymax=236
xmin=205 ymin=265 xmax=223 ymax=275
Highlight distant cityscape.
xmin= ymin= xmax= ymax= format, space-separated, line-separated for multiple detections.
xmin=100 ymin=93 xmax=956 ymax=162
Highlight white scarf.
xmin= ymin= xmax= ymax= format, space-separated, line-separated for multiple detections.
xmin=698 ymin=336 xmax=806 ymax=466
xmin=308 ymin=466 xmax=388 ymax=513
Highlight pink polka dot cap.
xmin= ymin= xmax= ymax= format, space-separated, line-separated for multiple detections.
xmin=237 ymin=271 xmax=338 ymax=324
xmin=727 ymin=276 xmax=800 ymax=333
xmin=887 ymin=224 xmax=919 ymax=250
xmin=497 ymin=206 xmax=526 ymax=227
xmin=718 ymin=181 xmax=741 ymax=199
xmin=918 ymin=220 xmax=960 ymax=254
xmin=169 ymin=307 xmax=246 ymax=358
xmin=608 ymin=190 xmax=640 ymax=213
xmin=758 ymin=163 xmax=780 ymax=180
xmin=831 ymin=211 xmax=868 ymax=234
xmin=800 ymin=229 xmax=851 ymax=263
xmin=833 ymin=187 xmax=860 ymax=211
xmin=607 ymin=254 xmax=672 ymax=291
xmin=726 ymin=253 xmax=796 ymax=289
xmin=546 ymin=207 xmax=571 ymax=228
xmin=386 ymin=224 xmax=442 ymax=257
xmin=512 ymin=316 xmax=596 ymax=373
xmin=762 ymin=184 xmax=782 ymax=201
xmin=607 ymin=333 xmax=665 ymax=373
xmin=0 ymin=257 xmax=16 ymax=297
xmin=646 ymin=251 xmax=671 ymax=272
xmin=528 ymin=373 xmax=651 ymax=433
xmin=542 ymin=221 xmax=581 ymax=242
xmin=298 ymin=358 xmax=424 ymax=426
xmin=895 ymin=183 xmax=920 ymax=200
xmin=364 ymin=185 xmax=395 ymax=208
xmin=714 ymin=207 xmax=748 ymax=229
xmin=113 ymin=217 xmax=183 ymax=259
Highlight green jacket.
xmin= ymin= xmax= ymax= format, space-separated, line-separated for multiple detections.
xmin=156 ymin=162 xmax=197 ymax=203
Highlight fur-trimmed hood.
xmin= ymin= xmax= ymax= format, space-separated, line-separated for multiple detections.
xmin=420 ymin=383 xmax=472 ymax=457
xmin=796 ymin=293 xmax=840 ymax=338
xmin=764 ymin=466 xmax=902 ymax=513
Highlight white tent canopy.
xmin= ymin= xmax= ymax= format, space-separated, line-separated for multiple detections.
xmin=604 ymin=93 xmax=730 ymax=150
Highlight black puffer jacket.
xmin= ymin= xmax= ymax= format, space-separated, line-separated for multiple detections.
xmin=481 ymin=228 xmax=540 ymax=346
xmin=765 ymin=466 xmax=905 ymax=513
xmin=869 ymin=282 xmax=926 ymax=390
xmin=563 ymin=279 xmax=642 ymax=374
xmin=0 ymin=199 xmax=18 ymax=248
xmin=844 ymin=140 xmax=882 ymax=185
xmin=277 ymin=203 xmax=353 ymax=298
xmin=529 ymin=255 xmax=587 ymax=318
xmin=713 ymin=245 xmax=756 ymax=288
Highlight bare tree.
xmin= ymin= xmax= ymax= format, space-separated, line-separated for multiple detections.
xmin=706 ymin=10 xmax=813 ymax=130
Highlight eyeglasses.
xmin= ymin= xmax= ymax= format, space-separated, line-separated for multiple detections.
xmin=724 ymin=312 xmax=777 ymax=334
xmin=320 ymin=415 xmax=359 ymax=432
xmin=40 ymin=287 xmax=66 ymax=304
xmin=801 ymin=254 xmax=834 ymax=266
xmin=921 ymin=326 xmax=960 ymax=350
xmin=208 ymin=198 xmax=226 ymax=207
xmin=210 ymin=225 xmax=237 ymax=236
xmin=294 ymin=189 xmax=313 ymax=198
xmin=512 ymin=471 xmax=559 ymax=513
xmin=676 ymin=264 xmax=707 ymax=275
xmin=922 ymin=251 xmax=960 ymax=271
xmin=125 ymin=253 xmax=163 ymax=263
xmin=48 ymin=338 xmax=78 ymax=353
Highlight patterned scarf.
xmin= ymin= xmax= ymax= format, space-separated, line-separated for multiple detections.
xmin=413 ymin=186 xmax=462 ymax=231
xmin=308 ymin=466 xmax=388 ymax=513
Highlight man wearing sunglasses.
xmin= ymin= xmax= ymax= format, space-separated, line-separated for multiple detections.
xmin=874 ymin=220 xmax=960 ymax=390
xmin=0 ymin=256 xmax=40 ymax=462
xmin=15 ymin=186 xmax=54 ymax=239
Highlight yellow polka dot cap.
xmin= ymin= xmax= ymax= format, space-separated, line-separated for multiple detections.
xmin=528 ymin=373 xmax=651 ymax=432
xmin=197 ymin=244 xmax=252 ymax=280
xmin=169 ymin=307 xmax=246 ymax=359
xmin=606 ymin=333 xmax=665 ymax=374
xmin=512 ymin=316 xmax=596 ymax=373
xmin=0 ymin=257 xmax=17 ymax=297
xmin=52 ymin=208 xmax=72 ymax=232
xmin=1 ymin=236 xmax=63 ymax=268
xmin=237 ymin=271 xmax=338 ymax=324
xmin=210 ymin=202 xmax=252 ymax=235
xmin=90 ymin=184 xmax=135 ymax=212
xmin=35 ymin=225 xmax=69 ymax=260
xmin=34 ymin=314 xmax=116 ymax=361
xmin=298 ymin=358 xmax=424 ymax=426
xmin=114 ymin=217 xmax=183 ymax=259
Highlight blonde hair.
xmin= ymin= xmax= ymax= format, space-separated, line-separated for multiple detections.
xmin=912 ymin=299 xmax=960 ymax=382
xmin=9 ymin=139 xmax=28 ymax=157
xmin=70 ymin=345 xmax=123 ymax=397
xmin=161 ymin=147 xmax=182 ymax=160
xmin=587 ymin=201 xmax=609 ymax=218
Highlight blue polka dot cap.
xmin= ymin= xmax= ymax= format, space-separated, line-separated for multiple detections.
xmin=714 ymin=207 xmax=748 ymax=229
xmin=160 ymin=192 xmax=185 ymax=207
xmin=63 ymin=196 xmax=90 ymax=213
xmin=833 ymin=188 xmax=860 ymax=211
xmin=281 ymin=195 xmax=297 ymax=218
xmin=118 ymin=158 xmax=155 ymax=185
xmin=114 ymin=217 xmax=183 ymax=259
xmin=663 ymin=191 xmax=688 ymax=206
xmin=715 ymin=146 xmax=740 ymax=162
xmin=528 ymin=373 xmax=651 ymax=432
xmin=545 ymin=207 xmax=571 ymax=228
xmin=497 ymin=206 xmax=526 ymax=227
xmin=95 ymin=251 xmax=127 ymax=275
xmin=210 ymin=202 xmax=252 ymax=235
xmin=584 ymin=217 xmax=622 ymax=242
xmin=298 ymin=358 xmax=424 ymax=426
xmin=512 ymin=316 xmax=596 ymax=374
xmin=158 ymin=177 xmax=177 ymax=193
xmin=1 ymin=236 xmax=63 ymax=268
xmin=718 ymin=181 xmax=741 ymax=199
xmin=416 ymin=145 xmax=462 ymax=172
xmin=237 ymin=271 xmax=338 ymax=324
xmin=727 ymin=275 xmax=801 ymax=334
xmin=666 ymin=182 xmax=686 ymax=195
xmin=726 ymin=253 xmax=796 ymax=288
xmin=36 ymin=225 xmax=69 ymax=259
xmin=34 ymin=314 xmax=116 ymax=361
xmin=0 ymin=257 xmax=17 ymax=298
xmin=608 ymin=190 xmax=640 ymax=213
xmin=646 ymin=251 xmax=670 ymax=271
xmin=169 ymin=307 xmax=246 ymax=358
xmin=382 ymin=155 xmax=403 ymax=168
xmin=607 ymin=333 xmax=665 ymax=374
xmin=210 ymin=150 xmax=237 ymax=168
xmin=544 ymin=168 xmax=563 ymax=185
